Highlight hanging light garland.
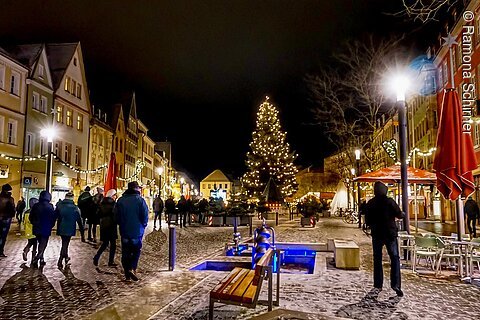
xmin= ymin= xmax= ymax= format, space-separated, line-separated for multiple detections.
xmin=117 ymin=160 xmax=146 ymax=182
xmin=0 ymin=153 xmax=47 ymax=161
xmin=53 ymin=154 xmax=107 ymax=174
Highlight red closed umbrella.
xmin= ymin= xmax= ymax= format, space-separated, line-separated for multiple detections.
xmin=104 ymin=152 xmax=118 ymax=195
xmin=433 ymin=88 xmax=477 ymax=239
xmin=433 ymin=89 xmax=476 ymax=200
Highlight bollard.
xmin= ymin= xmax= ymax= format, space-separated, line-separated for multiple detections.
xmin=275 ymin=210 xmax=278 ymax=226
xmin=168 ymin=226 xmax=176 ymax=271
xmin=249 ymin=216 xmax=253 ymax=236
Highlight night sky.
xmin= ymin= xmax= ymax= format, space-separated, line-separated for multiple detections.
xmin=0 ymin=0 xmax=434 ymax=182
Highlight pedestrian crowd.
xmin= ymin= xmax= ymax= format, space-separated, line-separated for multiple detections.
xmin=0 ymin=181 xmax=149 ymax=282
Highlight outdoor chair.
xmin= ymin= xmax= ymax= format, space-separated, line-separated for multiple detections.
xmin=413 ymin=236 xmax=442 ymax=275
xmin=469 ymin=238 xmax=480 ymax=275
xmin=398 ymin=231 xmax=415 ymax=269
xmin=435 ymin=238 xmax=463 ymax=275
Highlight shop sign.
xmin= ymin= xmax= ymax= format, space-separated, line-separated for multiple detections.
xmin=0 ymin=165 xmax=9 ymax=179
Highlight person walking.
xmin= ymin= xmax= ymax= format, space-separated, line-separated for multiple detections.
xmin=464 ymin=197 xmax=479 ymax=238
xmin=152 ymin=194 xmax=164 ymax=229
xmin=177 ymin=195 xmax=187 ymax=228
xmin=198 ymin=198 xmax=209 ymax=224
xmin=164 ymin=196 xmax=176 ymax=225
xmin=22 ymin=197 xmax=39 ymax=263
xmin=15 ymin=197 xmax=26 ymax=225
xmin=55 ymin=192 xmax=85 ymax=268
xmin=0 ymin=184 xmax=15 ymax=257
xmin=115 ymin=181 xmax=148 ymax=281
xmin=365 ymin=181 xmax=405 ymax=297
xmin=94 ymin=189 xmax=118 ymax=267
xmin=78 ymin=186 xmax=92 ymax=226
xmin=29 ymin=191 xmax=56 ymax=267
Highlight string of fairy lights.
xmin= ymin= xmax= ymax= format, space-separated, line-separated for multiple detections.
xmin=243 ymin=96 xmax=298 ymax=198
xmin=381 ymin=138 xmax=437 ymax=165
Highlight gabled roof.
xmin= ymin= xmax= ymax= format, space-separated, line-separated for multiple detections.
xmin=45 ymin=42 xmax=78 ymax=90
xmin=0 ymin=44 xmax=43 ymax=68
xmin=110 ymin=104 xmax=124 ymax=132
xmin=120 ymin=91 xmax=137 ymax=122
xmin=201 ymin=169 xmax=231 ymax=183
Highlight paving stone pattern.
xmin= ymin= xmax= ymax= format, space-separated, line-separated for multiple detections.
xmin=0 ymin=217 xmax=479 ymax=319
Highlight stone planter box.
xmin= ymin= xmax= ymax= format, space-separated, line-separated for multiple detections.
xmin=225 ymin=216 xmax=240 ymax=226
xmin=239 ymin=215 xmax=252 ymax=226
xmin=261 ymin=212 xmax=277 ymax=221
xmin=300 ymin=217 xmax=316 ymax=227
xmin=207 ymin=215 xmax=224 ymax=226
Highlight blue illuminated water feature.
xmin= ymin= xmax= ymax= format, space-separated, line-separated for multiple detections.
xmin=190 ymin=249 xmax=316 ymax=274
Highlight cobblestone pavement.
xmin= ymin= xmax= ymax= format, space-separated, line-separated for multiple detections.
xmin=0 ymin=216 xmax=479 ymax=319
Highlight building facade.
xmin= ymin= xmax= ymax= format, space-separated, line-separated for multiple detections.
xmin=200 ymin=169 xmax=232 ymax=201
xmin=88 ymin=107 xmax=113 ymax=188
xmin=123 ymin=93 xmax=138 ymax=182
xmin=0 ymin=49 xmax=28 ymax=200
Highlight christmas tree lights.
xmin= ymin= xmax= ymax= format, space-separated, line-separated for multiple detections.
xmin=242 ymin=96 xmax=298 ymax=199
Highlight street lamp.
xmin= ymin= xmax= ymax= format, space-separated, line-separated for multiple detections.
xmin=180 ymin=177 xmax=185 ymax=195
xmin=156 ymin=167 xmax=164 ymax=197
xmin=40 ymin=127 xmax=56 ymax=194
xmin=393 ymin=75 xmax=410 ymax=233
xmin=355 ymin=148 xmax=362 ymax=228
xmin=350 ymin=168 xmax=356 ymax=211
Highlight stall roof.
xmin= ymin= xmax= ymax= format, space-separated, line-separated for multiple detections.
xmin=353 ymin=165 xmax=436 ymax=184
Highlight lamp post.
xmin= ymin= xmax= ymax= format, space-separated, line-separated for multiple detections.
xmin=156 ymin=167 xmax=164 ymax=198
xmin=180 ymin=177 xmax=185 ymax=196
xmin=40 ymin=127 xmax=56 ymax=195
xmin=355 ymin=149 xmax=362 ymax=228
xmin=350 ymin=168 xmax=356 ymax=212
xmin=394 ymin=76 xmax=410 ymax=233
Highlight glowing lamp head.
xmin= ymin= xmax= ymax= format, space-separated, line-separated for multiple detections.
xmin=156 ymin=167 xmax=164 ymax=175
xmin=351 ymin=168 xmax=356 ymax=176
xmin=180 ymin=177 xmax=185 ymax=184
xmin=40 ymin=127 xmax=56 ymax=142
xmin=355 ymin=149 xmax=361 ymax=160
xmin=392 ymin=75 xmax=409 ymax=102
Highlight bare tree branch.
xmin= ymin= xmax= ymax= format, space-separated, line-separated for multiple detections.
xmin=398 ymin=0 xmax=459 ymax=23
xmin=307 ymin=36 xmax=404 ymax=183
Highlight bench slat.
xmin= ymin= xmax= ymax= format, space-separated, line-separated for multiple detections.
xmin=210 ymin=267 xmax=243 ymax=296
xmin=242 ymin=278 xmax=260 ymax=304
xmin=230 ymin=270 xmax=256 ymax=302
xmin=211 ymin=268 xmax=250 ymax=300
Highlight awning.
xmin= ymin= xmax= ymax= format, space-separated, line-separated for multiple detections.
xmin=353 ymin=165 xmax=436 ymax=184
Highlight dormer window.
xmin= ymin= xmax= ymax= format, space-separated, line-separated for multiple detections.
xmin=38 ymin=65 xmax=44 ymax=78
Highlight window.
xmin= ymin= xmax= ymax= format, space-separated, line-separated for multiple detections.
xmin=208 ymin=184 xmax=211 ymax=189
xmin=64 ymin=77 xmax=70 ymax=92
xmin=75 ymin=146 xmax=82 ymax=166
xmin=77 ymin=114 xmax=83 ymax=131
xmin=7 ymin=119 xmax=17 ymax=144
xmin=203 ymin=184 xmax=206 ymax=189
xmin=476 ymin=124 xmax=480 ymax=147
xmin=40 ymin=96 xmax=47 ymax=113
xmin=64 ymin=143 xmax=72 ymax=163
xmin=219 ymin=183 xmax=222 ymax=189
xmin=70 ymin=79 xmax=76 ymax=95
xmin=25 ymin=132 xmax=34 ymax=155
xmin=443 ymin=61 xmax=448 ymax=85
xmin=66 ymin=109 xmax=73 ymax=127
xmin=0 ymin=64 xmax=4 ymax=89
xmin=120 ymin=140 xmax=123 ymax=153
xmin=73 ymin=57 xmax=77 ymax=66
xmin=56 ymin=104 xmax=63 ymax=123
xmin=0 ymin=116 xmax=5 ymax=142
xmin=438 ymin=65 xmax=443 ymax=88
xmin=10 ymin=71 xmax=20 ymax=95
xmin=99 ymin=133 xmax=103 ymax=146
xmin=38 ymin=65 xmax=44 ymax=78
xmin=91 ymin=153 xmax=96 ymax=169
xmin=39 ymin=138 xmax=45 ymax=155
xmin=224 ymin=184 xmax=228 ymax=189
xmin=54 ymin=141 xmax=62 ymax=157
xmin=115 ymin=137 xmax=118 ymax=151
xmin=76 ymin=83 xmax=82 ymax=99
xmin=32 ymin=92 xmax=40 ymax=110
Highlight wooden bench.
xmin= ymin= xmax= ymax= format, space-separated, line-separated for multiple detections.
xmin=209 ymin=248 xmax=280 ymax=319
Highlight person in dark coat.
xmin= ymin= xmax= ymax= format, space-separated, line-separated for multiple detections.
xmin=176 ymin=196 xmax=187 ymax=228
xmin=55 ymin=192 xmax=84 ymax=268
xmin=0 ymin=184 xmax=15 ymax=257
xmin=152 ymin=195 xmax=164 ymax=229
xmin=464 ymin=197 xmax=479 ymax=238
xmin=29 ymin=190 xmax=56 ymax=267
xmin=365 ymin=181 xmax=405 ymax=297
xmin=78 ymin=186 xmax=92 ymax=225
xmin=198 ymin=198 xmax=209 ymax=224
xmin=15 ymin=197 xmax=26 ymax=224
xmin=115 ymin=181 xmax=148 ymax=281
xmin=164 ymin=196 xmax=176 ymax=225
xmin=22 ymin=197 xmax=39 ymax=263
xmin=94 ymin=189 xmax=118 ymax=267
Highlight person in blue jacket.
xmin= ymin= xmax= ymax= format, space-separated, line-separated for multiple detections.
xmin=29 ymin=191 xmax=56 ymax=267
xmin=55 ymin=192 xmax=85 ymax=269
xmin=114 ymin=181 xmax=148 ymax=281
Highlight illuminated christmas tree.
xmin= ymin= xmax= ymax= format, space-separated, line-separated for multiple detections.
xmin=242 ymin=96 xmax=298 ymax=199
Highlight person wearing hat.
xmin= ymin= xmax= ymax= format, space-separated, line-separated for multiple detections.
xmin=0 ymin=184 xmax=15 ymax=257
xmin=364 ymin=181 xmax=405 ymax=297
xmin=114 ymin=181 xmax=148 ymax=281
xmin=55 ymin=192 xmax=85 ymax=268
xmin=94 ymin=189 xmax=118 ymax=267
xmin=30 ymin=190 xmax=56 ymax=267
